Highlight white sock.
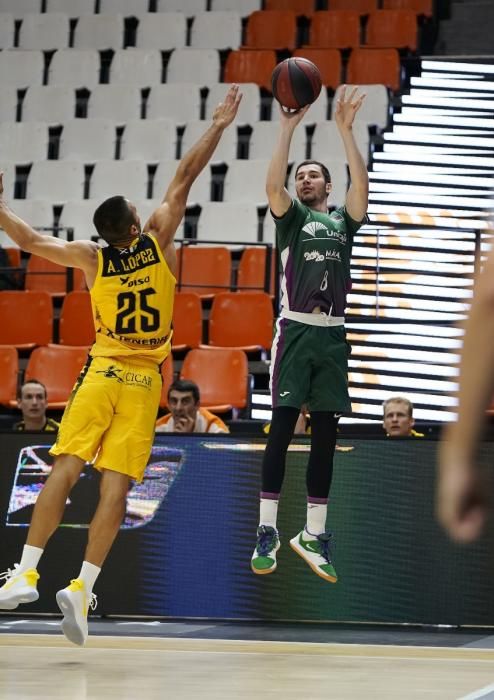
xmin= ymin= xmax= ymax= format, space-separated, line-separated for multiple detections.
xmin=77 ymin=561 xmax=101 ymax=595
xmin=305 ymin=501 xmax=328 ymax=538
xmin=259 ymin=493 xmax=279 ymax=529
xmin=17 ymin=545 xmax=44 ymax=573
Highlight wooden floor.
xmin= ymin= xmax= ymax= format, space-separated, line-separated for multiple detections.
xmin=2 ymin=634 xmax=494 ymax=699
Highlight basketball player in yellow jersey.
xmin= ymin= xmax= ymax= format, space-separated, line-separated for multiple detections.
xmin=0 ymin=84 xmax=242 ymax=645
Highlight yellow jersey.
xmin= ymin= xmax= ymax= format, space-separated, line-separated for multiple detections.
xmin=90 ymin=232 xmax=175 ymax=366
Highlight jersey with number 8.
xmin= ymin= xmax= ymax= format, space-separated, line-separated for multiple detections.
xmin=90 ymin=232 xmax=175 ymax=366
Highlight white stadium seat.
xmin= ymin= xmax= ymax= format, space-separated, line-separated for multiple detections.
xmin=197 ymin=202 xmax=259 ymax=243
xmin=156 ymin=0 xmax=207 ymax=12
xmin=45 ymin=0 xmax=97 ymax=16
xmin=0 ymin=122 xmax=48 ymax=162
xmin=205 ymin=83 xmax=261 ymax=125
xmin=59 ymin=120 xmax=117 ymax=161
xmin=27 ymin=161 xmax=85 ymax=203
xmin=109 ymin=48 xmax=163 ymax=86
xmin=88 ymin=85 xmax=143 ymax=121
xmin=147 ymin=84 xmax=201 ymax=122
xmin=120 ymin=119 xmax=176 ymax=162
xmin=0 ymin=14 xmax=15 ymax=49
xmin=135 ymin=13 xmax=187 ymax=50
xmin=18 ymin=13 xmax=70 ymax=50
xmin=73 ymin=15 xmax=124 ymax=50
xmin=249 ymin=122 xmax=307 ymax=162
xmin=222 ymin=160 xmax=270 ymax=204
xmin=181 ymin=120 xmax=238 ymax=162
xmin=0 ymin=0 xmax=42 ymax=17
xmin=166 ymin=48 xmax=220 ymax=84
xmin=190 ymin=12 xmax=242 ymax=50
xmin=48 ymin=49 xmax=100 ymax=87
xmin=0 ymin=87 xmax=19 ymax=123
xmin=0 ymin=50 xmax=44 ymax=88
xmin=22 ymin=86 xmax=76 ymax=123
xmin=311 ymin=120 xmax=369 ymax=164
xmin=154 ymin=161 xmax=210 ymax=205
xmin=89 ymin=160 xmax=149 ymax=201
xmin=58 ymin=200 xmax=100 ymax=241
xmin=209 ymin=0 xmax=261 ymax=14
xmin=99 ymin=0 xmax=150 ymax=14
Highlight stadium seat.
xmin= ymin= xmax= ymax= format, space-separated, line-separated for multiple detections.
xmin=59 ymin=120 xmax=116 ymax=161
xmin=6 ymin=200 xmax=54 ymax=232
xmin=0 ymin=49 xmax=44 ymax=88
xmin=383 ymin=0 xmax=432 ymax=16
xmin=311 ymin=120 xmax=369 ymax=164
xmin=159 ymin=352 xmax=175 ymax=409
xmin=0 ymin=0 xmax=42 ymax=16
xmin=190 ymin=12 xmax=242 ymax=50
xmin=58 ymin=200 xmax=99 ymax=241
xmin=210 ymin=0 xmax=261 ymax=13
xmin=265 ymin=0 xmax=314 ymax=15
xmin=365 ymin=9 xmax=418 ymax=51
xmin=237 ymin=246 xmax=276 ymax=295
xmin=249 ymin=121 xmax=307 ymax=161
xmin=89 ymin=160 xmax=149 ymax=201
xmin=243 ymin=10 xmax=297 ymax=50
xmin=329 ymin=0 xmax=377 ymax=13
xmin=25 ymin=344 xmax=90 ymax=409
xmin=25 ymin=255 xmax=86 ymax=297
xmin=180 ymin=346 xmax=249 ymax=413
xmin=0 ymin=290 xmax=53 ymax=349
xmin=331 ymin=83 xmax=390 ymax=131
xmin=73 ymin=15 xmax=125 ymax=50
xmin=100 ymin=0 xmax=150 ymax=13
xmin=88 ymin=85 xmax=143 ymax=120
xmin=175 ymin=246 xmax=231 ymax=299
xmin=26 ymin=161 xmax=85 ymax=203
xmin=21 ymin=86 xmax=76 ymax=123
xmin=135 ymin=13 xmax=187 ymax=50
xmin=347 ymin=48 xmax=401 ymax=91
xmin=147 ymin=84 xmax=201 ymax=122
xmin=205 ymin=82 xmax=261 ymax=124
xmin=196 ymin=202 xmax=259 ymax=243
xmin=0 ymin=346 xmax=19 ymax=408
xmin=110 ymin=48 xmax=163 ymax=85
xmin=154 ymin=161 xmax=210 ymax=205
xmin=46 ymin=0 xmax=97 ymax=14
xmin=0 ymin=14 xmax=15 ymax=49
xmin=59 ymin=291 xmax=95 ymax=346
xmin=0 ymin=122 xmax=48 ymax=163
xmin=223 ymin=49 xmax=277 ymax=91
xmin=306 ymin=11 xmax=360 ymax=49
xmin=120 ymin=119 xmax=176 ymax=162
xmin=18 ymin=12 xmax=70 ymax=50
xmin=181 ymin=120 xmax=238 ymax=162
xmin=208 ymin=291 xmax=274 ymax=352
xmin=0 ymin=86 xmax=18 ymax=123
xmin=292 ymin=48 xmax=342 ymax=90
xmin=166 ymin=48 xmax=221 ymax=84
xmin=156 ymin=0 xmax=207 ymax=11
xmin=222 ymin=160 xmax=271 ymax=204
xmin=47 ymin=49 xmax=100 ymax=87
xmin=172 ymin=292 xmax=203 ymax=352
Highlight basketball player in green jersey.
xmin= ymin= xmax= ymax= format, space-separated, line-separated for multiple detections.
xmin=0 ymin=85 xmax=241 ymax=645
xmin=251 ymin=86 xmax=368 ymax=582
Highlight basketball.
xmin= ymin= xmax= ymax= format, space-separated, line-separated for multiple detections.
xmin=271 ymin=57 xmax=322 ymax=111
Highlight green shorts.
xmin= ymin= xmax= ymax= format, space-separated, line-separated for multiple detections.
xmin=270 ymin=318 xmax=351 ymax=413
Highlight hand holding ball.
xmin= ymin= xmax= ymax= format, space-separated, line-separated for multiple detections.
xmin=271 ymin=57 xmax=322 ymax=112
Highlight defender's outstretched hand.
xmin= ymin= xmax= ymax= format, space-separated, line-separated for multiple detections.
xmin=334 ymin=85 xmax=366 ymax=131
xmin=212 ymin=84 xmax=243 ymax=129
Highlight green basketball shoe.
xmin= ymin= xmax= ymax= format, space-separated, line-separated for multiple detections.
xmin=251 ymin=525 xmax=280 ymax=575
xmin=289 ymin=529 xmax=337 ymax=583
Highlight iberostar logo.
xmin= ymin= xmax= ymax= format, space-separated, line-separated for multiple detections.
xmin=96 ymin=365 xmax=124 ymax=383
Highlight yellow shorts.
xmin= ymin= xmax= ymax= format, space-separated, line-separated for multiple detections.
xmin=51 ymin=355 xmax=162 ymax=482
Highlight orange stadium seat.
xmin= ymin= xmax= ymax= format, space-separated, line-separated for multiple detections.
xmin=25 ymin=254 xmax=86 ymax=297
xmin=365 ymin=9 xmax=418 ymax=50
xmin=243 ymin=10 xmax=298 ymax=50
xmin=175 ymin=246 xmax=232 ymax=299
xmin=172 ymin=292 xmax=203 ymax=351
xmin=306 ymin=11 xmax=361 ymax=49
xmin=208 ymin=292 xmax=274 ymax=353
xmin=0 ymin=290 xmax=53 ymax=349
xmin=329 ymin=0 xmax=377 ymax=14
xmin=292 ymin=48 xmax=342 ymax=89
xmin=59 ymin=291 xmax=95 ymax=346
xmin=383 ymin=0 xmax=433 ymax=16
xmin=347 ymin=48 xmax=401 ymax=91
xmin=24 ymin=344 xmax=90 ymax=409
xmin=237 ymin=247 xmax=276 ymax=295
xmin=224 ymin=49 xmax=277 ymax=91
xmin=180 ymin=347 xmax=249 ymax=414
xmin=0 ymin=345 xmax=19 ymax=407
xmin=264 ymin=0 xmax=315 ymax=15
xmin=159 ymin=352 xmax=175 ymax=409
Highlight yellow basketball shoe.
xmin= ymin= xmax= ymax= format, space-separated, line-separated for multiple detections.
xmin=0 ymin=565 xmax=40 ymax=610
xmin=56 ymin=578 xmax=97 ymax=646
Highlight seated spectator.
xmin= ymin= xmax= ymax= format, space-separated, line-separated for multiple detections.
xmin=382 ymin=396 xmax=424 ymax=438
xmin=13 ymin=379 xmax=59 ymax=432
xmin=155 ymin=379 xmax=229 ymax=434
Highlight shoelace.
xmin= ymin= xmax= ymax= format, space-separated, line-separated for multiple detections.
xmin=316 ymin=532 xmax=334 ymax=564
xmin=0 ymin=564 xmax=20 ymax=582
xmin=256 ymin=526 xmax=279 ymax=556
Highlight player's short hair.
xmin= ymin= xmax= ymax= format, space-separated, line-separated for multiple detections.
xmin=382 ymin=396 xmax=413 ymax=418
xmin=93 ymin=196 xmax=136 ymax=245
xmin=295 ymin=160 xmax=331 ymax=184
xmin=168 ymin=379 xmax=200 ymax=404
xmin=18 ymin=379 xmax=47 ymax=401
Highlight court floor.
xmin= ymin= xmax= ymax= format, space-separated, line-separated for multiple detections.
xmin=2 ymin=619 xmax=494 ymax=699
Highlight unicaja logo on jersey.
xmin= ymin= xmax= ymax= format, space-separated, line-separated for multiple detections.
xmin=302 ymin=221 xmax=328 ymax=237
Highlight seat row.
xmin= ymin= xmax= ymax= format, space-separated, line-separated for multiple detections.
xmin=0 ymin=9 xmax=421 ymax=52
xmin=0 ymin=46 xmax=403 ymax=91
xmin=0 ymin=344 xmax=251 ymax=415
